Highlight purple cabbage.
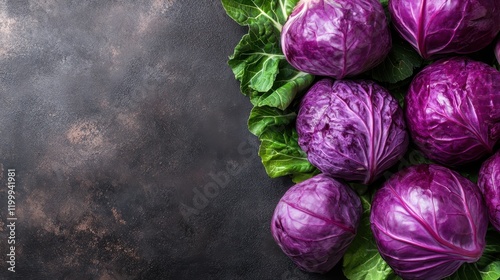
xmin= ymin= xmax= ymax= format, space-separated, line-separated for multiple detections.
xmin=297 ymin=79 xmax=408 ymax=184
xmin=389 ymin=0 xmax=500 ymax=59
xmin=271 ymin=174 xmax=362 ymax=273
xmin=478 ymin=151 xmax=500 ymax=232
xmin=371 ymin=164 xmax=488 ymax=280
xmin=405 ymin=57 xmax=500 ymax=166
xmin=281 ymin=0 xmax=391 ymax=79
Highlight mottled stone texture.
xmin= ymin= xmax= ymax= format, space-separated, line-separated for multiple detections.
xmin=0 ymin=1 xmax=345 ymax=279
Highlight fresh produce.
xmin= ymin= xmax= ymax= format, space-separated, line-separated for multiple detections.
xmin=222 ymin=0 xmax=422 ymax=182
xmin=478 ymin=151 xmax=500 ymax=232
xmin=296 ymin=79 xmax=408 ymax=184
xmin=389 ymin=0 xmax=500 ymax=59
xmin=222 ymin=0 xmax=500 ymax=279
xmin=405 ymin=57 xmax=500 ymax=166
xmin=371 ymin=164 xmax=488 ymax=280
xmin=271 ymin=174 xmax=362 ymax=273
xmin=281 ymin=0 xmax=391 ymax=79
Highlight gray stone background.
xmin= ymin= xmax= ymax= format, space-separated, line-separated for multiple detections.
xmin=0 ymin=1 xmax=345 ymax=279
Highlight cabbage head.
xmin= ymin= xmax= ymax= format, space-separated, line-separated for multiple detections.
xmin=478 ymin=151 xmax=500 ymax=232
xmin=297 ymin=79 xmax=408 ymax=184
xmin=389 ymin=0 xmax=500 ymax=59
xmin=405 ymin=57 xmax=500 ymax=166
xmin=281 ymin=0 xmax=391 ymax=79
xmin=371 ymin=164 xmax=488 ymax=280
xmin=271 ymin=174 xmax=362 ymax=273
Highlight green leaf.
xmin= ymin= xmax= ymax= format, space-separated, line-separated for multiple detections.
xmin=477 ymin=227 xmax=500 ymax=268
xmin=252 ymin=62 xmax=314 ymax=110
xmin=221 ymin=0 xmax=280 ymax=29
xmin=258 ymin=127 xmax=316 ymax=178
xmin=446 ymin=262 xmax=500 ymax=280
xmin=223 ymin=0 xmax=314 ymax=110
xmin=447 ymin=263 xmax=482 ymax=280
xmin=371 ymin=36 xmax=423 ymax=84
xmin=480 ymin=262 xmax=500 ymax=280
xmin=343 ymin=195 xmax=401 ymax=280
xmin=221 ymin=0 xmax=297 ymax=30
xmin=228 ymin=23 xmax=282 ymax=94
xmin=291 ymin=168 xmax=320 ymax=183
xmin=247 ymin=106 xmax=296 ymax=137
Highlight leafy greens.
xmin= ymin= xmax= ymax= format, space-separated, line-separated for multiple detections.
xmin=222 ymin=0 xmax=317 ymax=180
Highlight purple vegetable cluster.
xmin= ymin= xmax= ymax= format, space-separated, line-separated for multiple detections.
xmin=270 ymin=0 xmax=500 ymax=277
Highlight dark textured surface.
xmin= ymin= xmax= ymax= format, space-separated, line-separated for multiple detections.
xmin=0 ymin=1 xmax=345 ymax=279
